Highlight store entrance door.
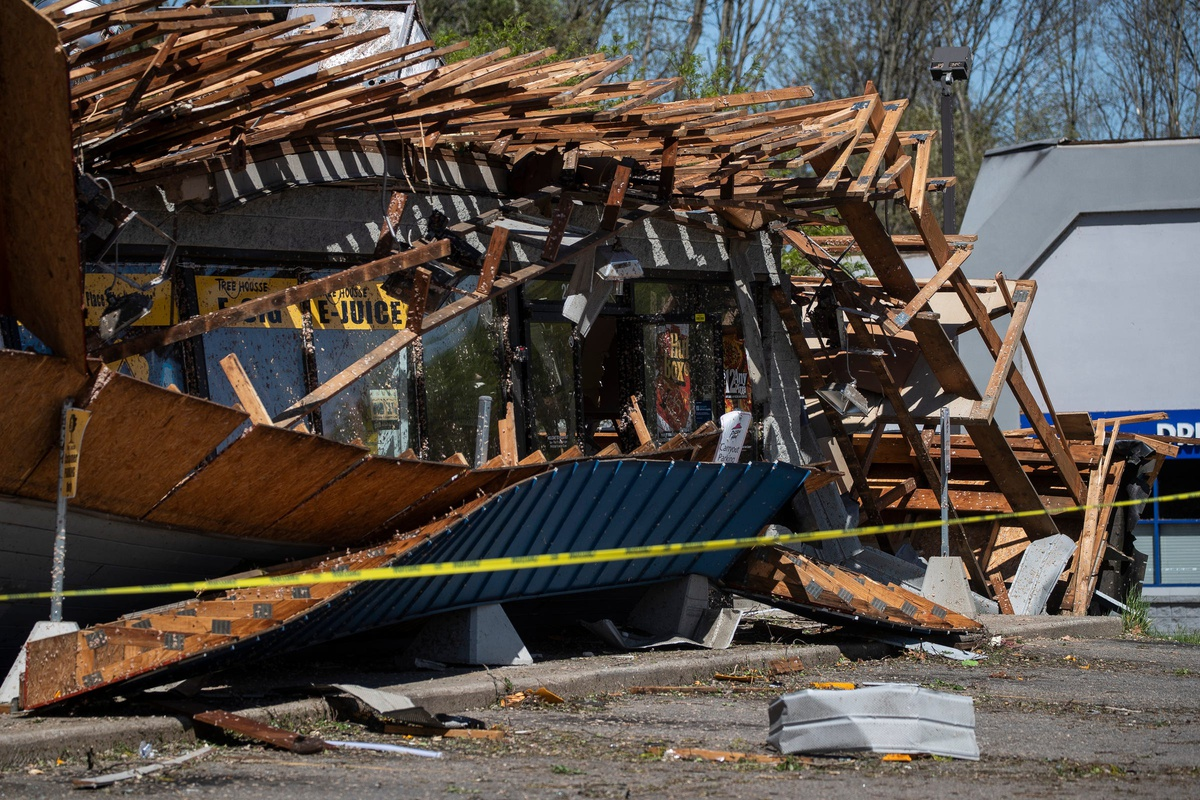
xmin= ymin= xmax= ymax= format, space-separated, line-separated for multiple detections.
xmin=524 ymin=281 xmax=750 ymax=456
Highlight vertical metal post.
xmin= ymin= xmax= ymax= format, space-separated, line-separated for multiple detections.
xmin=49 ymin=400 xmax=72 ymax=623
xmin=940 ymin=84 xmax=957 ymax=235
xmin=940 ymin=405 xmax=951 ymax=559
xmin=474 ymin=395 xmax=493 ymax=468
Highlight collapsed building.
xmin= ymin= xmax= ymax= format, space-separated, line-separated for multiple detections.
xmin=0 ymin=1 xmax=1186 ymax=709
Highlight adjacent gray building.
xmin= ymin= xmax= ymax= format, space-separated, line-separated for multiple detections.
xmin=957 ymin=138 xmax=1200 ymax=628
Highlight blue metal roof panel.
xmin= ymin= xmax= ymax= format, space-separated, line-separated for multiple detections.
xmin=56 ymin=459 xmax=807 ymax=701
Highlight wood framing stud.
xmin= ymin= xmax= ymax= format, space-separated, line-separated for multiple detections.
xmin=406 ymin=268 xmax=432 ymax=331
xmin=477 ymin=225 xmax=508 ymax=296
xmin=658 ymin=137 xmax=678 ymax=202
xmin=219 ymin=354 xmax=272 ymax=426
xmin=541 ymin=200 xmax=573 ymax=261
xmin=372 ymin=192 xmax=408 ymax=258
xmin=601 ymin=164 xmax=632 ymax=230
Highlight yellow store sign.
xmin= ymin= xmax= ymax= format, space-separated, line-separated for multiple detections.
xmin=194 ymin=276 xmax=407 ymax=330
xmin=195 ymin=276 xmax=303 ymax=328
xmin=84 ymin=274 xmax=175 ymax=327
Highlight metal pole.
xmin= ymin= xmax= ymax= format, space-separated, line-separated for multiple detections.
xmin=940 ymin=81 xmax=957 ymax=234
xmin=474 ymin=396 xmax=493 ymax=468
xmin=940 ymin=405 xmax=951 ymax=558
xmin=49 ymin=400 xmax=72 ymax=623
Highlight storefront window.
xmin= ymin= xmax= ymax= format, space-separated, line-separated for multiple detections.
xmin=528 ymin=321 xmax=576 ymax=455
xmin=422 ymin=276 xmax=504 ymax=461
xmin=314 ymin=330 xmax=410 ymax=457
xmin=307 ymin=271 xmax=412 ymax=456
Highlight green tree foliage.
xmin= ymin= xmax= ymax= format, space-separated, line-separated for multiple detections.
xmin=422 ymin=0 xmax=622 ymax=60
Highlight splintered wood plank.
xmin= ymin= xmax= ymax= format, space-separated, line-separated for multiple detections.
xmin=601 ymin=164 xmax=632 ymax=229
xmin=849 ymin=100 xmax=906 ymax=195
xmin=219 ymin=353 xmax=272 ymax=426
xmin=372 ymin=192 xmax=408 ymax=258
xmin=0 ymin=351 xmax=91 ymax=495
xmin=1 ymin=2 xmax=87 ymax=368
xmin=145 ymin=426 xmax=366 ymax=538
xmin=268 ymin=456 xmax=466 ymax=545
xmin=19 ymin=374 xmax=247 ymax=518
xmin=476 ymin=226 xmax=508 ymax=296
xmin=498 ymin=402 xmax=518 ymax=465
xmin=628 ymin=395 xmax=652 ymax=446
xmin=1056 ymin=412 xmax=1096 ymax=441
xmin=894 ymin=489 xmax=1075 ymax=513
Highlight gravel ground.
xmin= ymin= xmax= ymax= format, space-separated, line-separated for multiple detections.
xmin=2 ymin=632 xmax=1197 ymax=798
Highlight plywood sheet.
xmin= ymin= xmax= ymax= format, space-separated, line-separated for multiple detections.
xmin=0 ymin=3 xmax=86 ymax=367
xmin=0 ymin=351 xmax=91 ymax=495
xmin=19 ymin=374 xmax=248 ymax=517
xmin=269 ymin=456 xmax=467 ymax=545
xmin=145 ymin=426 xmax=366 ymax=539
xmin=382 ymin=463 xmax=551 ymax=534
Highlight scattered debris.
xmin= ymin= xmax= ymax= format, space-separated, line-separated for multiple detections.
xmin=326 ymin=740 xmax=442 ymax=758
xmin=72 ymin=746 xmax=213 ymax=789
xmin=649 ymin=747 xmax=788 ymax=765
xmin=0 ymin=0 xmax=1180 ymax=725
xmin=630 ymin=685 xmax=777 ymax=695
xmin=879 ymin=638 xmax=987 ymax=662
xmin=713 ymin=672 xmax=761 ymax=683
xmin=501 ymin=687 xmax=564 ymax=707
xmin=156 ymin=699 xmax=327 ymax=754
xmin=767 ymin=657 xmax=806 ymax=677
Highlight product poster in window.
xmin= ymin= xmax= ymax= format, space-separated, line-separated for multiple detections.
xmin=722 ymin=325 xmax=751 ymax=412
xmin=653 ymin=323 xmax=692 ymax=436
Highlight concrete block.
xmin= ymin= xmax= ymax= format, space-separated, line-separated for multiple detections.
xmin=627 ymin=575 xmax=712 ymax=639
xmin=921 ymin=557 xmax=977 ymax=619
xmin=584 ymin=575 xmax=742 ymax=650
xmin=403 ymin=604 xmax=532 ymax=667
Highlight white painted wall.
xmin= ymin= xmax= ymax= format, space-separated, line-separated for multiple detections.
xmin=1022 ymin=211 xmax=1200 ymax=413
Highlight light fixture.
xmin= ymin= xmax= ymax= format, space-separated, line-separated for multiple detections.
xmin=595 ymin=241 xmax=643 ymax=281
xmin=98 ymin=290 xmax=154 ymax=342
xmin=815 ymin=380 xmax=872 ymax=417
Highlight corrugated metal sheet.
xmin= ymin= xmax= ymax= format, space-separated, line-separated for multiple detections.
xmin=52 ymin=459 xmax=807 ymax=702
xmin=327 ymin=458 xmax=808 ymax=632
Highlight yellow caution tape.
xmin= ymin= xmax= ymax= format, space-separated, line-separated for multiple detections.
xmin=0 ymin=488 xmax=1196 ymax=604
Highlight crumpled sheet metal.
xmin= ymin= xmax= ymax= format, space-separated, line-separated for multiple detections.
xmin=767 ymin=684 xmax=980 ymax=760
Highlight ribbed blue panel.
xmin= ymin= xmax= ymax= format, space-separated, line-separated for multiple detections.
xmin=332 ymin=459 xmax=808 ymax=631
xmin=95 ymin=460 xmax=808 ymax=697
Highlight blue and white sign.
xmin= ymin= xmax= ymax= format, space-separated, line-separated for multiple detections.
xmin=1020 ymin=409 xmax=1200 ymax=459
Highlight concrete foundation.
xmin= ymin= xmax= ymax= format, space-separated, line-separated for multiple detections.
xmin=1143 ymin=586 xmax=1200 ymax=633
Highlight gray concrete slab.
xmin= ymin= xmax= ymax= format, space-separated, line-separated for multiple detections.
xmin=982 ymin=614 xmax=1123 ymax=640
